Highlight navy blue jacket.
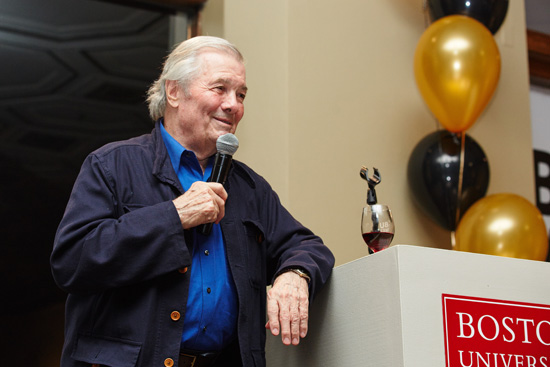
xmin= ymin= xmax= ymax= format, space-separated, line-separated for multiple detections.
xmin=51 ymin=123 xmax=335 ymax=367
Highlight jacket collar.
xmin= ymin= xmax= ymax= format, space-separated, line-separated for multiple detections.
xmin=151 ymin=120 xmax=184 ymax=193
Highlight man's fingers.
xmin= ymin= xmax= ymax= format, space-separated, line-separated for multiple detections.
xmin=289 ymin=298 xmax=301 ymax=345
xmin=266 ymin=294 xmax=281 ymax=336
xmin=299 ymin=301 xmax=309 ymax=338
xmin=268 ymin=272 xmax=310 ymax=346
xmin=279 ymin=302 xmax=292 ymax=345
xmin=207 ymin=182 xmax=228 ymax=201
xmin=204 ymin=183 xmax=226 ymax=223
xmin=290 ymin=289 xmax=309 ymax=344
xmin=172 ymin=181 xmax=228 ymax=228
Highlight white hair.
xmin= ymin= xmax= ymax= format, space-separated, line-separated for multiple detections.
xmin=146 ymin=36 xmax=244 ymax=121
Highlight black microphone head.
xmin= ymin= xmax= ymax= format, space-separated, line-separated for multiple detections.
xmin=216 ymin=133 xmax=239 ymax=155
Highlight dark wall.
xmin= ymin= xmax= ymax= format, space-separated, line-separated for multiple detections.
xmin=0 ymin=0 xmax=170 ymax=364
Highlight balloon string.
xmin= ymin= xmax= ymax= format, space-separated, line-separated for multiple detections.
xmin=455 ymin=133 xmax=466 ymax=229
xmin=451 ymin=230 xmax=456 ymax=251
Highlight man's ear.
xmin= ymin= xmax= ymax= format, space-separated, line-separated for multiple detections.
xmin=165 ymin=80 xmax=180 ymax=108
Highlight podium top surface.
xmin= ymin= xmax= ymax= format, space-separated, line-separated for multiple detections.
xmin=266 ymin=245 xmax=550 ymax=367
xmin=337 ymin=244 xmax=550 ymax=301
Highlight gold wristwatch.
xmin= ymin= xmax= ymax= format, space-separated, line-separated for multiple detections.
xmin=287 ymin=268 xmax=311 ymax=284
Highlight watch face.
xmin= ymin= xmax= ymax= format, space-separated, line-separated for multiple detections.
xmin=290 ymin=269 xmax=310 ymax=283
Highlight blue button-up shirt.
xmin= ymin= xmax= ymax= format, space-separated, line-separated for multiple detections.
xmin=160 ymin=123 xmax=238 ymax=351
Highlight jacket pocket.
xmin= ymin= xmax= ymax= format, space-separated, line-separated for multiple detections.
xmin=71 ymin=334 xmax=141 ymax=367
xmin=242 ymin=219 xmax=266 ymax=289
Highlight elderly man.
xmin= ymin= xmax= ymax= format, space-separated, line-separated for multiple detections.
xmin=51 ymin=36 xmax=334 ymax=367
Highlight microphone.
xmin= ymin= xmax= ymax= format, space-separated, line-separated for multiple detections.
xmin=198 ymin=133 xmax=239 ymax=235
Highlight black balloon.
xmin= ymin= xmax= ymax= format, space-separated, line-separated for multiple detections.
xmin=407 ymin=130 xmax=490 ymax=231
xmin=427 ymin=0 xmax=509 ymax=34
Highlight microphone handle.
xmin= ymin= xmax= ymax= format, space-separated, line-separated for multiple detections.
xmin=197 ymin=153 xmax=233 ymax=236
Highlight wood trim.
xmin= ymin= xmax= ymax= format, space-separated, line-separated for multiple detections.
xmin=98 ymin=0 xmax=206 ymax=13
xmin=142 ymin=0 xmax=206 ymax=10
xmin=187 ymin=9 xmax=202 ymax=38
xmin=527 ymin=29 xmax=550 ymax=87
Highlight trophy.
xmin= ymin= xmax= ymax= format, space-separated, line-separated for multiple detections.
xmin=359 ymin=167 xmax=395 ymax=253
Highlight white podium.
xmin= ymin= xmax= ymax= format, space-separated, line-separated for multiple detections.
xmin=266 ymin=245 xmax=550 ymax=367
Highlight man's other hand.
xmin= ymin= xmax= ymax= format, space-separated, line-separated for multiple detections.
xmin=172 ymin=181 xmax=227 ymax=229
xmin=266 ymin=271 xmax=309 ymax=345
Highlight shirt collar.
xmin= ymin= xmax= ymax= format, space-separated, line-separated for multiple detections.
xmin=160 ymin=120 xmax=186 ymax=174
xmin=159 ymin=120 xmax=214 ymax=180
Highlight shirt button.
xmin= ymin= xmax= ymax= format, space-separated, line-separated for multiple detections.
xmin=178 ymin=267 xmax=188 ymax=274
xmin=164 ymin=358 xmax=174 ymax=367
xmin=207 ymin=287 xmax=211 ymax=294
xmin=170 ymin=311 xmax=181 ymax=321
xmin=204 ymin=250 xmax=209 ymax=256
xmin=203 ymin=326 xmax=207 ymax=332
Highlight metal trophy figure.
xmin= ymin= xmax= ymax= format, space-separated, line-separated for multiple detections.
xmin=360 ymin=167 xmax=395 ymax=253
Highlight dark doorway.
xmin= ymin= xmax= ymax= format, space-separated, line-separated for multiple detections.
xmin=0 ymin=0 xmax=171 ymax=364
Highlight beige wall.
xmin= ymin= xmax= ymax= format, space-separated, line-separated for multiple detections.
xmin=202 ymin=0 xmax=535 ymax=266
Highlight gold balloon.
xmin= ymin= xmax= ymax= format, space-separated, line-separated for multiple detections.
xmin=455 ymin=193 xmax=549 ymax=261
xmin=414 ymin=15 xmax=501 ymax=133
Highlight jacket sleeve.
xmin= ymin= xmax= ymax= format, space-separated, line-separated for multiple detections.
xmin=50 ymin=153 xmax=191 ymax=294
xmin=258 ymin=177 xmax=335 ymax=301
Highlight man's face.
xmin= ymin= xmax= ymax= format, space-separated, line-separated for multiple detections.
xmin=168 ymin=50 xmax=247 ymax=156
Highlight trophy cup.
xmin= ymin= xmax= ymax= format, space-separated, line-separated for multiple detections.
xmin=359 ymin=167 xmax=395 ymax=253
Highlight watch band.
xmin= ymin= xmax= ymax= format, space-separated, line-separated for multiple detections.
xmin=286 ymin=268 xmax=311 ymax=284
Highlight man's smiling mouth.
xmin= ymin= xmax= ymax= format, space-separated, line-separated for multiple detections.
xmin=214 ymin=116 xmax=233 ymax=125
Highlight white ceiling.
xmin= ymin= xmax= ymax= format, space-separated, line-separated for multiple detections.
xmin=525 ymin=0 xmax=550 ymax=34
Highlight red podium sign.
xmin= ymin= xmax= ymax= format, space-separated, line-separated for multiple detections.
xmin=443 ymin=294 xmax=550 ymax=367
